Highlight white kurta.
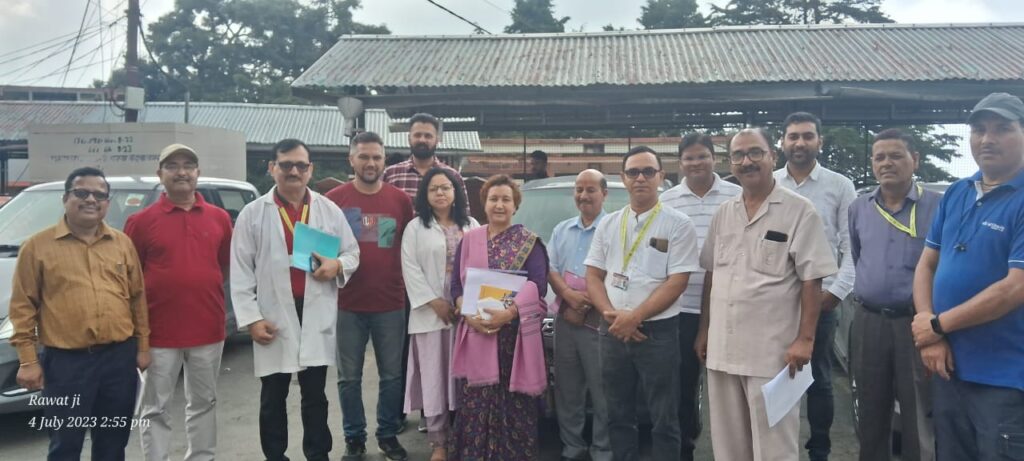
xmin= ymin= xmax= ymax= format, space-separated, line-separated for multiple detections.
xmin=230 ymin=187 xmax=359 ymax=377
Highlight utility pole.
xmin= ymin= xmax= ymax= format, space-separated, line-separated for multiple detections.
xmin=125 ymin=0 xmax=140 ymax=122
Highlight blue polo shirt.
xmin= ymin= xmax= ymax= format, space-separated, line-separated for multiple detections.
xmin=926 ymin=168 xmax=1024 ymax=390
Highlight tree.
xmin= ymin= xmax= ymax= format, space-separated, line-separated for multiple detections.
xmin=638 ymin=0 xmax=707 ymax=30
xmin=711 ymin=0 xmax=892 ymax=26
xmin=504 ymin=0 xmax=570 ymax=34
xmin=816 ymin=126 xmax=958 ymax=184
xmin=99 ymin=0 xmax=388 ymax=103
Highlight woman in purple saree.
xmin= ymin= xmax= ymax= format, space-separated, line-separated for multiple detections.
xmin=449 ymin=175 xmax=549 ymax=460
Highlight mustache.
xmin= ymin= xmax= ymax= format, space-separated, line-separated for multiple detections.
xmin=738 ymin=165 xmax=760 ymax=174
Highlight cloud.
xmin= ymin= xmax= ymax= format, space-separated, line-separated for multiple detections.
xmin=882 ymin=0 xmax=1000 ymax=23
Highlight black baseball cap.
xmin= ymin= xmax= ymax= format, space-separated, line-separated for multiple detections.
xmin=968 ymin=92 xmax=1024 ymax=123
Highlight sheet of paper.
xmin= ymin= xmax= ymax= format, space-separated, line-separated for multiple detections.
xmin=291 ymin=223 xmax=341 ymax=273
xmin=134 ymin=369 xmax=146 ymax=417
xmin=461 ymin=267 xmax=528 ymax=320
xmin=761 ymin=365 xmax=814 ymax=428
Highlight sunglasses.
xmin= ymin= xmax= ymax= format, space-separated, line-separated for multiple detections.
xmin=275 ymin=161 xmax=311 ymax=173
xmin=67 ymin=189 xmax=110 ymax=201
xmin=623 ymin=167 xmax=661 ymax=179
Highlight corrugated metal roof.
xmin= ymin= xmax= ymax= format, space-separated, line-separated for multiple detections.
xmin=0 ymin=101 xmax=480 ymax=151
xmin=294 ymin=23 xmax=1024 ymax=89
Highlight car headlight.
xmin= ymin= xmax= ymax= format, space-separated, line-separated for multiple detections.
xmin=0 ymin=317 xmax=12 ymax=340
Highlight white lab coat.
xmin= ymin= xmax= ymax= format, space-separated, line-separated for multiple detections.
xmin=230 ymin=187 xmax=359 ymax=377
xmin=401 ymin=216 xmax=479 ymax=335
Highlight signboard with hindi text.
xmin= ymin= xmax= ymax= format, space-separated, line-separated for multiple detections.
xmin=27 ymin=123 xmax=245 ymax=182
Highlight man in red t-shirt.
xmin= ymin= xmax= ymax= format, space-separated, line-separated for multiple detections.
xmin=124 ymin=144 xmax=233 ymax=460
xmin=326 ymin=131 xmax=414 ymax=461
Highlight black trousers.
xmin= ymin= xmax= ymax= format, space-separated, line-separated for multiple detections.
xmin=43 ymin=339 xmax=138 ymax=461
xmin=258 ymin=297 xmax=332 ymax=461
xmin=677 ymin=313 xmax=703 ymax=461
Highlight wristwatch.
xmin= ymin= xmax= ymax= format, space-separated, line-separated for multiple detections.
xmin=930 ymin=315 xmax=946 ymax=336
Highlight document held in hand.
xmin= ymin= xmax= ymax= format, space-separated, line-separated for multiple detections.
xmin=461 ymin=267 xmax=528 ymax=320
xmin=291 ymin=222 xmax=341 ymax=272
xmin=761 ymin=364 xmax=814 ymax=427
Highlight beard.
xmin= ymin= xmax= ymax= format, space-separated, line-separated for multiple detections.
xmin=411 ymin=143 xmax=435 ymax=160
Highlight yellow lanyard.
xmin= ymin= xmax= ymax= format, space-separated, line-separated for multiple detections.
xmin=278 ymin=204 xmax=309 ymax=235
xmin=873 ymin=184 xmax=923 ymax=238
xmin=619 ymin=202 xmax=662 ymax=272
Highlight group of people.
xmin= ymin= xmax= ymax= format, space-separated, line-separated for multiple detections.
xmin=8 ymin=93 xmax=1024 ymax=461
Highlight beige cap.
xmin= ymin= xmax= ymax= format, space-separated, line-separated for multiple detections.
xmin=158 ymin=143 xmax=198 ymax=164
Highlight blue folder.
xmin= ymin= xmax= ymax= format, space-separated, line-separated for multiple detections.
xmin=291 ymin=222 xmax=341 ymax=272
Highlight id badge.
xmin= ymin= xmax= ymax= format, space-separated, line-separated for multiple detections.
xmin=611 ymin=272 xmax=630 ymax=291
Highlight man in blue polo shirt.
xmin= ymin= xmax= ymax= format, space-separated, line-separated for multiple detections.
xmin=912 ymin=92 xmax=1024 ymax=460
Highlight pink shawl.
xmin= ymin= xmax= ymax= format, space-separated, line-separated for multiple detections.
xmin=449 ymin=226 xmax=547 ymax=397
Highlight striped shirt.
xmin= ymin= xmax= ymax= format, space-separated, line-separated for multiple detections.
xmin=660 ymin=174 xmax=742 ymax=314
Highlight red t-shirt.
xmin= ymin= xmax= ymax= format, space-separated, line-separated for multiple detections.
xmin=272 ymin=190 xmax=311 ymax=300
xmin=325 ymin=182 xmax=413 ymax=313
xmin=124 ymin=193 xmax=233 ymax=348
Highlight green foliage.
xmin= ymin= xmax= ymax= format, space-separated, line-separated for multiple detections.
xmin=504 ymin=0 xmax=570 ymax=33
xmin=638 ymin=0 xmax=707 ymax=29
xmin=778 ymin=125 xmax=958 ymax=184
xmin=100 ymin=0 xmax=387 ymax=103
xmin=711 ymin=0 xmax=892 ymax=26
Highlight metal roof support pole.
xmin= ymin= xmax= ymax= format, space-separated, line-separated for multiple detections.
xmin=522 ymin=131 xmax=527 ymax=178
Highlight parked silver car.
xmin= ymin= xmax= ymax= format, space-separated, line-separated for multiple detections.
xmin=0 ymin=176 xmax=258 ymax=414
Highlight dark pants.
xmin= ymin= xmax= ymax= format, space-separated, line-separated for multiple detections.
xmin=601 ymin=316 xmax=681 ymax=461
xmin=258 ymin=297 xmax=332 ymax=461
xmin=806 ymin=308 xmax=837 ymax=460
xmin=677 ymin=313 xmax=702 ymax=461
xmin=259 ymin=366 xmax=332 ymax=461
xmin=42 ymin=339 xmax=138 ymax=461
xmin=933 ymin=375 xmax=1024 ymax=461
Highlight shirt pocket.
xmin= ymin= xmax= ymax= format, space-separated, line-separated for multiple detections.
xmin=95 ymin=252 xmax=131 ymax=300
xmin=641 ymin=245 xmax=669 ymax=279
xmin=753 ymin=239 xmax=788 ymax=276
xmin=1000 ymin=423 xmax=1024 ymax=460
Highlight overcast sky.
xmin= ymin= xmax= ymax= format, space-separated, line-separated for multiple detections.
xmin=1 ymin=0 xmax=1020 ymax=88
xmin=1 ymin=0 xmax=1015 ymax=177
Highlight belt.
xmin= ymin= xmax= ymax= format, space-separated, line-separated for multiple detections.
xmin=860 ymin=303 xmax=915 ymax=318
xmin=49 ymin=339 xmax=130 ymax=354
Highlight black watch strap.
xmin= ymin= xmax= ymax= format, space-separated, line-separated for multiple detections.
xmin=931 ymin=315 xmax=946 ymax=336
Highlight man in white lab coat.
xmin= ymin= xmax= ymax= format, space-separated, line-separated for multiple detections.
xmin=231 ymin=138 xmax=360 ymax=461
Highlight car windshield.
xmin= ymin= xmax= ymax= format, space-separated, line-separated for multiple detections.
xmin=0 ymin=189 xmax=155 ymax=245
xmin=513 ymin=187 xmax=630 ymax=242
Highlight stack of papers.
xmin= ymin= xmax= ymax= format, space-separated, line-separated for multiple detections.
xmin=461 ymin=268 xmax=528 ymax=320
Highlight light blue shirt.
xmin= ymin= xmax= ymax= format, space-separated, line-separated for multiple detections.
xmin=549 ymin=211 xmax=606 ymax=277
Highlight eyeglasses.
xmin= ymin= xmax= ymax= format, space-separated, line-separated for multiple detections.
xmin=162 ymin=163 xmax=198 ymax=173
xmin=623 ymin=167 xmax=660 ymax=179
xmin=275 ymin=161 xmax=311 ymax=173
xmin=729 ymin=148 xmax=767 ymax=165
xmin=428 ymin=185 xmax=454 ymax=194
xmin=67 ymin=189 xmax=110 ymax=201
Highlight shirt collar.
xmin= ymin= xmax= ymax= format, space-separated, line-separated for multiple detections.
xmin=869 ymin=181 xmax=922 ymax=203
xmin=967 ymin=167 xmax=1024 ymax=191
xmin=54 ymin=216 xmax=114 ymax=240
xmin=271 ymin=187 xmax=310 ymax=210
xmin=158 ymin=192 xmax=207 ymax=213
xmin=678 ymin=173 xmax=726 ymax=197
xmin=571 ymin=210 xmax=606 ymax=230
xmin=785 ymin=161 xmax=821 ymax=183
xmin=403 ymin=157 xmax=443 ymax=173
